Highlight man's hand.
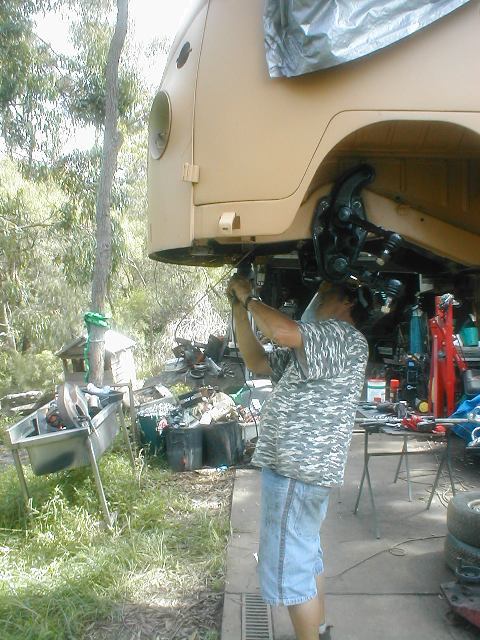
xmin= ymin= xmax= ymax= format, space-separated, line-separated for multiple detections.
xmin=226 ymin=272 xmax=301 ymax=359
xmin=226 ymin=275 xmax=252 ymax=307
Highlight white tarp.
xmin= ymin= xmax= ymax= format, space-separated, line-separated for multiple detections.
xmin=264 ymin=0 xmax=471 ymax=78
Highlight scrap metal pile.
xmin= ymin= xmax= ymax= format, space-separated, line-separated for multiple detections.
xmin=28 ymin=383 xmax=123 ymax=435
xmin=170 ymin=335 xmax=235 ymax=381
xmin=135 ymin=384 xmax=264 ymax=471
xmin=137 ymin=386 xmax=260 ymax=436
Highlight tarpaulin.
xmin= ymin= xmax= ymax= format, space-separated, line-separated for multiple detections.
xmin=451 ymin=393 xmax=480 ymax=443
xmin=264 ymin=0 xmax=471 ymax=78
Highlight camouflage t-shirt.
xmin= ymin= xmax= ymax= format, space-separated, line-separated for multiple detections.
xmin=251 ymin=319 xmax=368 ymax=486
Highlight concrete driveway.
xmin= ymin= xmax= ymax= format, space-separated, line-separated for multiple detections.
xmin=221 ymin=430 xmax=480 ymax=639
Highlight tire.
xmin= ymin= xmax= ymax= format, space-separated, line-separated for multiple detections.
xmin=444 ymin=532 xmax=480 ymax=571
xmin=447 ymin=491 xmax=480 ymax=548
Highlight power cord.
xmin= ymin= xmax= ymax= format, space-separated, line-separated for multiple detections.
xmin=165 ymin=250 xmax=260 ymax=438
xmin=230 ymin=312 xmax=259 ymax=439
xmin=329 ymin=535 xmax=446 ymax=580
xmin=173 ymin=250 xmax=254 ymax=343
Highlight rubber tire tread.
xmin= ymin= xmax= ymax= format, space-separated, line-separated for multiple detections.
xmin=444 ymin=532 xmax=480 ymax=571
xmin=447 ymin=490 xmax=480 ymax=548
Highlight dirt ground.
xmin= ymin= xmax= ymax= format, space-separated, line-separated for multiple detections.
xmin=0 ymin=444 xmax=28 ymax=467
xmin=0 ymin=443 xmax=235 ymax=640
xmin=85 ymin=468 xmax=235 ymax=640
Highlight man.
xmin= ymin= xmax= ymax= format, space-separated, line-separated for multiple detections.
xmin=227 ymin=276 xmax=370 ymax=640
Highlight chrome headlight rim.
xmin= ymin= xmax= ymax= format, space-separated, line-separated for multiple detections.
xmin=148 ymin=90 xmax=172 ymax=160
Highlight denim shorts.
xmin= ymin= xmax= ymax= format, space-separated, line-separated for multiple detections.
xmin=258 ymin=467 xmax=331 ymax=606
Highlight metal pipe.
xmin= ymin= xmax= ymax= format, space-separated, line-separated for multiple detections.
xmin=354 ymin=417 xmax=477 ymax=424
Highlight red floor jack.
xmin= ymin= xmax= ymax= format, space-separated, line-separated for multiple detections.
xmin=441 ymin=562 xmax=480 ymax=631
xmin=428 ymin=296 xmax=480 ymax=631
xmin=428 ymin=294 xmax=467 ymax=418
xmin=424 ymin=295 xmax=469 ymax=509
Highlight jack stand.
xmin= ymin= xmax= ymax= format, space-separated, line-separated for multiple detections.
xmin=428 ymin=294 xmax=467 ymax=418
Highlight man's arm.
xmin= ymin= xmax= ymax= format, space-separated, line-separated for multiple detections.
xmin=244 ymin=298 xmax=302 ymax=349
xmin=231 ymin=302 xmax=273 ymax=375
xmin=227 ymin=276 xmax=302 ymax=357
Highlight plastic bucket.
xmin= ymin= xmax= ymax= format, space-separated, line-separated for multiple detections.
xmin=461 ymin=326 xmax=479 ymax=347
xmin=203 ymin=420 xmax=243 ymax=468
xmin=138 ymin=415 xmax=165 ymax=455
xmin=367 ymin=379 xmax=386 ymax=403
xmin=165 ymin=426 xmax=203 ymax=472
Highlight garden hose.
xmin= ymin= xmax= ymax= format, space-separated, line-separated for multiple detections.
xmin=83 ymin=312 xmax=110 ymax=382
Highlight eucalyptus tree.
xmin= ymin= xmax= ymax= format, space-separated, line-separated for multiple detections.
xmin=0 ymin=0 xmax=69 ymax=169
xmin=87 ymin=0 xmax=128 ymax=386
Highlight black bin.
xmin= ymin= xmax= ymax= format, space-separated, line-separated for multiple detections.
xmin=165 ymin=426 xmax=203 ymax=472
xmin=203 ymin=420 xmax=243 ymax=468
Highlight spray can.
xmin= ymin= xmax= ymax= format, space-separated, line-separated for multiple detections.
xmin=389 ymin=379 xmax=400 ymax=403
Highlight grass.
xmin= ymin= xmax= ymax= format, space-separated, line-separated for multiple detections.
xmin=0 ymin=441 xmax=233 ymax=640
xmin=0 ymin=413 xmax=10 ymax=445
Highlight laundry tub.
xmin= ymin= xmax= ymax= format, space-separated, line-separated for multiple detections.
xmin=5 ymin=400 xmax=134 ymax=527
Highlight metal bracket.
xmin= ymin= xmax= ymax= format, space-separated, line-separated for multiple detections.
xmin=302 ymin=164 xmax=404 ymax=309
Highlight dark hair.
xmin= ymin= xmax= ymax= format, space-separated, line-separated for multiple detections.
xmin=331 ymin=283 xmax=372 ymax=328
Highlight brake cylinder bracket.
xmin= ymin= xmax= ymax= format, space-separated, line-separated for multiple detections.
xmin=301 ymin=164 xmax=406 ymax=310
xmin=312 ymin=163 xmax=375 ymax=282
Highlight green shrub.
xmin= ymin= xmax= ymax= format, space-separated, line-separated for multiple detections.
xmin=0 ymin=350 xmax=62 ymax=397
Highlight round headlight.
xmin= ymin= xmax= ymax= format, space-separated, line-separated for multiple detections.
xmin=148 ymin=90 xmax=171 ymax=160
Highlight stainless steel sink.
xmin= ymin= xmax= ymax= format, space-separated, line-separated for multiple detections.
xmin=5 ymin=400 xmax=135 ymax=527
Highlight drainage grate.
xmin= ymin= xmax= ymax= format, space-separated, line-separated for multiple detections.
xmin=241 ymin=593 xmax=273 ymax=640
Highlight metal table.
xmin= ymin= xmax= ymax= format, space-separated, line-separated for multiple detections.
xmin=353 ymin=420 xmax=449 ymax=538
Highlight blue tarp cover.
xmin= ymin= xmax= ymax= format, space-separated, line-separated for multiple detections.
xmin=451 ymin=394 xmax=480 ymax=442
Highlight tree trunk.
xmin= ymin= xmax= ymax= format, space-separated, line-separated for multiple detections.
xmin=88 ymin=0 xmax=128 ymax=386
xmin=0 ymin=302 xmax=17 ymax=351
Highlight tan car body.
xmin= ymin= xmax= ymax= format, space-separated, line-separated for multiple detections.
xmin=148 ymin=0 xmax=480 ymax=269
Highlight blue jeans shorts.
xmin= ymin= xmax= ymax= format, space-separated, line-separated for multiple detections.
xmin=258 ymin=467 xmax=331 ymax=606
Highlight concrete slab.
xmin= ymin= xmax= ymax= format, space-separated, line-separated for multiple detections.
xmin=221 ymin=432 xmax=480 ymax=639
xmin=221 ymin=593 xmax=242 ymax=640
xmin=272 ymin=595 xmax=480 ymax=640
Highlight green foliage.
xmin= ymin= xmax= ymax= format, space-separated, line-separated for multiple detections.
xmin=170 ymin=382 xmax=191 ymax=397
xmin=0 ymin=158 xmax=85 ymax=355
xmin=51 ymin=146 xmax=129 ymax=289
xmin=0 ymin=350 xmax=62 ymax=396
xmin=0 ymin=0 xmax=68 ymax=164
xmin=0 ymin=8 xmax=235 ymax=631
xmin=68 ymin=16 xmax=143 ymax=129
xmin=0 ymin=1 xmax=232 ymax=396
xmin=0 ymin=453 xmax=231 ymax=640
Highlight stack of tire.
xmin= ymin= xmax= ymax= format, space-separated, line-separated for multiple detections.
xmin=445 ymin=491 xmax=480 ymax=570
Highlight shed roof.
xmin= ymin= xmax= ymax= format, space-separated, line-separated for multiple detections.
xmin=56 ymin=329 xmax=136 ymax=359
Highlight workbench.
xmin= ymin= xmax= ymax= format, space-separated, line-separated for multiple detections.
xmin=353 ymin=410 xmax=455 ymax=538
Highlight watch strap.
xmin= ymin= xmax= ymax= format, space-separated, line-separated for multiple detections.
xmin=243 ymin=294 xmax=262 ymax=310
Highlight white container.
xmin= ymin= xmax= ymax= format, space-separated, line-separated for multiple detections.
xmin=367 ymin=379 xmax=386 ymax=403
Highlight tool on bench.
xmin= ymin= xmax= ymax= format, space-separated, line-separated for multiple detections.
xmin=355 ymin=410 xmax=480 ymax=431
xmin=469 ymin=426 xmax=480 ymax=449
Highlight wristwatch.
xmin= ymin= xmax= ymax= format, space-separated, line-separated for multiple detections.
xmin=243 ymin=294 xmax=262 ymax=310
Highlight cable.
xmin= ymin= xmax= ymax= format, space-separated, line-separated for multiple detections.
xmin=173 ymin=250 xmax=255 ymax=343
xmin=230 ymin=312 xmax=259 ymax=439
xmin=160 ymin=249 xmax=260 ymax=438
xmin=329 ymin=535 xmax=446 ymax=579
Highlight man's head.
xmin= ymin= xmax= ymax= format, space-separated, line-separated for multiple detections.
xmin=315 ymin=282 xmax=372 ymax=327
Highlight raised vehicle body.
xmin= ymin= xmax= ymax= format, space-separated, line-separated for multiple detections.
xmin=147 ymin=0 xmax=479 ymax=282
